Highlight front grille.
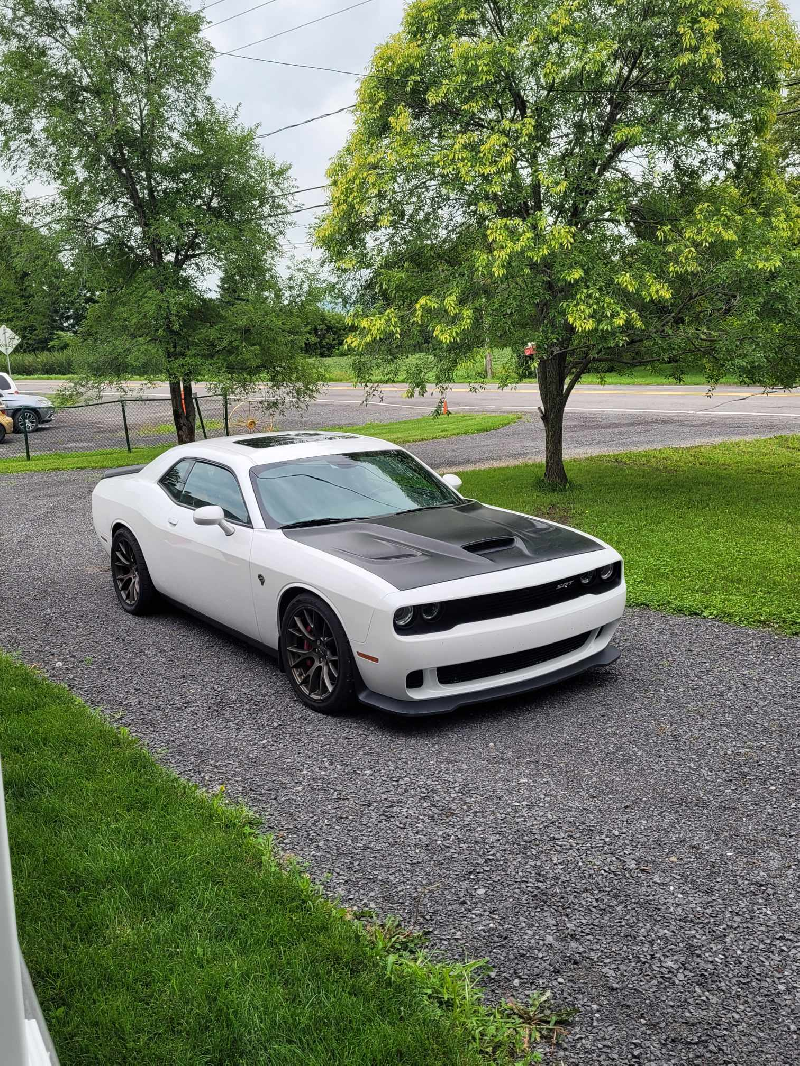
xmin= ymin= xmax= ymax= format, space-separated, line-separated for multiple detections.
xmin=437 ymin=631 xmax=591 ymax=686
xmin=403 ymin=562 xmax=622 ymax=634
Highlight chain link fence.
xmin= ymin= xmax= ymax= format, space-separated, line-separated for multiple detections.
xmin=1 ymin=394 xmax=234 ymax=460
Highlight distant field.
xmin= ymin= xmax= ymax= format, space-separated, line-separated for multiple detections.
xmin=319 ymin=354 xmax=742 ymax=386
xmin=10 ymin=350 xmax=743 ymax=387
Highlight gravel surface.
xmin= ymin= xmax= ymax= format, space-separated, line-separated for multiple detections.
xmin=3 ymin=469 xmax=799 ymax=1066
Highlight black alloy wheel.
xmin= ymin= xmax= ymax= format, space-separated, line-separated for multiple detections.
xmin=110 ymin=530 xmax=159 ymax=615
xmin=14 ymin=408 xmax=40 ymax=434
xmin=281 ymin=594 xmax=356 ymax=714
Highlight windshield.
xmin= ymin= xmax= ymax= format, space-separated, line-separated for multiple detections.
xmin=253 ymin=450 xmax=461 ymax=527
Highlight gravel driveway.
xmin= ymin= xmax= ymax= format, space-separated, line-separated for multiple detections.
xmin=3 ymin=469 xmax=798 ymax=1066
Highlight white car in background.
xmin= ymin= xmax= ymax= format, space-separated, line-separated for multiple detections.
xmin=91 ymin=433 xmax=625 ymax=716
xmin=0 ymin=371 xmax=55 ymax=433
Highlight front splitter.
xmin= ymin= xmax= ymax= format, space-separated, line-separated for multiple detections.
xmin=357 ymin=644 xmax=621 ymax=717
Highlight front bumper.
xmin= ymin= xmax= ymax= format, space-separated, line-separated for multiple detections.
xmin=357 ymin=643 xmax=620 ymax=716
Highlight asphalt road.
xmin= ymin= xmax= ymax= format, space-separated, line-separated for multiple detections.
xmin=6 ymin=381 xmax=800 ymax=464
xmin=2 ymin=469 xmax=798 ymax=1066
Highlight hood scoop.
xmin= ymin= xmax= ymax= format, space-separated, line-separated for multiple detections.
xmin=462 ymin=536 xmax=516 ymax=556
xmin=334 ymin=535 xmax=423 ymax=562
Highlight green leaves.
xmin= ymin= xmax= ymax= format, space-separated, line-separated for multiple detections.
xmin=0 ymin=0 xmax=312 ymax=418
xmin=319 ymin=0 xmax=800 ymax=386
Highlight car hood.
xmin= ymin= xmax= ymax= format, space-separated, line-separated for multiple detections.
xmin=282 ymin=500 xmax=603 ymax=590
xmin=1 ymin=392 xmax=52 ymax=406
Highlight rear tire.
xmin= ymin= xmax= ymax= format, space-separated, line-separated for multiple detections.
xmin=110 ymin=529 xmax=159 ymax=615
xmin=14 ymin=408 xmax=40 ymax=434
xmin=0 ymin=423 xmax=5 ymax=444
xmin=281 ymin=593 xmax=356 ymax=715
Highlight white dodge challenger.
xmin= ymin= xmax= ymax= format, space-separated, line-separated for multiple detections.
xmin=92 ymin=432 xmax=625 ymax=716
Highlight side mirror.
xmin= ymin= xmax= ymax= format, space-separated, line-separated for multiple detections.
xmin=441 ymin=473 xmax=462 ymax=490
xmin=193 ymin=504 xmax=235 ymax=537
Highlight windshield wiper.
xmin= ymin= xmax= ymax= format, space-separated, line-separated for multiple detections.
xmin=392 ymin=501 xmax=461 ymax=516
xmin=281 ymin=516 xmax=366 ymax=529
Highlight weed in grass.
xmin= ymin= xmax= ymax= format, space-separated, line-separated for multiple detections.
xmin=348 ymin=909 xmax=575 ymax=1064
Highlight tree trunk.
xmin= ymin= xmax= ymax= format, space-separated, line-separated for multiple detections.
xmin=537 ymin=354 xmax=568 ymax=487
xmin=169 ymin=377 xmax=196 ymax=444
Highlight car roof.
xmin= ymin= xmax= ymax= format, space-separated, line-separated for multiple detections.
xmin=156 ymin=431 xmax=400 ymax=470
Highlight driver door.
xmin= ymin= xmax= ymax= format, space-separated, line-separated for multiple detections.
xmin=160 ymin=458 xmax=259 ymax=640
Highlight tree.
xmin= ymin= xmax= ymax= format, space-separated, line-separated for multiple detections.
xmin=0 ymin=192 xmax=80 ymax=350
xmin=0 ymin=0 xmax=318 ymax=442
xmin=302 ymin=306 xmax=349 ymax=360
xmin=318 ymin=0 xmax=800 ymax=485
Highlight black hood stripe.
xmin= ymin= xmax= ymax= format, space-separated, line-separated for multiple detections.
xmin=283 ymin=501 xmax=602 ymax=590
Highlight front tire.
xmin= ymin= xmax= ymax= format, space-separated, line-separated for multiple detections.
xmin=0 ymin=423 xmax=5 ymax=444
xmin=281 ymin=594 xmax=356 ymax=715
xmin=110 ymin=529 xmax=159 ymax=615
xmin=14 ymin=408 xmax=40 ymax=434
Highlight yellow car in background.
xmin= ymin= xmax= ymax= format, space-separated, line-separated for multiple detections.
xmin=0 ymin=406 xmax=13 ymax=443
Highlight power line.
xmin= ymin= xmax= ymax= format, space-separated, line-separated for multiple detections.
xmin=222 ymin=0 xmax=376 ymax=55
xmin=198 ymin=0 xmax=238 ymax=11
xmin=216 ymin=50 xmax=800 ymax=104
xmin=206 ymin=0 xmax=283 ymax=30
xmin=215 ymin=51 xmax=361 ymax=76
xmin=257 ymin=105 xmax=355 ymax=138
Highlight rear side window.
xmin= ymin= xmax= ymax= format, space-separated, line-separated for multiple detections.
xmin=0 ymin=374 xmax=11 ymax=390
xmin=159 ymin=459 xmax=194 ymax=502
xmin=181 ymin=461 xmax=250 ymax=525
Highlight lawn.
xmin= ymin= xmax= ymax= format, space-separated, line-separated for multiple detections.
xmin=1 ymin=653 xmax=566 ymax=1065
xmin=0 ymin=413 xmax=521 ymax=473
xmin=459 ymin=436 xmax=800 ymax=635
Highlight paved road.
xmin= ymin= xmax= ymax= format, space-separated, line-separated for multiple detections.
xmin=7 ymin=381 xmax=800 ymax=464
xmin=2 ymin=469 xmax=798 ymax=1066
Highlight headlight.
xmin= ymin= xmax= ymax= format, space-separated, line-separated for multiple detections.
xmin=579 ymin=571 xmax=594 ymax=585
xmin=394 ymin=606 xmax=415 ymax=628
xmin=599 ymin=564 xmax=615 ymax=581
xmin=421 ymin=602 xmax=441 ymax=621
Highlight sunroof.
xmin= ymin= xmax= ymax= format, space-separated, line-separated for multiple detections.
xmin=236 ymin=432 xmax=359 ymax=449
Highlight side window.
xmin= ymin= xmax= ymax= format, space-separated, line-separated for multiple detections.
xmin=0 ymin=374 xmax=11 ymax=390
xmin=159 ymin=459 xmax=194 ymax=502
xmin=181 ymin=461 xmax=250 ymax=525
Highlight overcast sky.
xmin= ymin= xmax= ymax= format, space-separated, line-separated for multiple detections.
xmin=8 ymin=0 xmax=800 ymax=254
xmin=204 ymin=0 xmax=407 ymax=251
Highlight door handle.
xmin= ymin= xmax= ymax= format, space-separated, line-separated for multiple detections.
xmin=168 ymin=517 xmax=178 ymax=527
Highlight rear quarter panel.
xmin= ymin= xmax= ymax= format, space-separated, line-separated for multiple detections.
xmin=91 ymin=475 xmax=173 ymax=591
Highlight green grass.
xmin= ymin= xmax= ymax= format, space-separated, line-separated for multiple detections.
xmin=139 ymin=419 xmax=224 ymax=436
xmin=458 ymin=436 xmax=800 ymax=635
xmin=330 ymin=412 xmax=520 ymax=444
xmin=9 ymin=373 xmax=79 ymax=380
xmin=0 ymin=413 xmax=521 ymax=473
xmin=1 ymin=652 xmax=570 ymax=1065
xmin=0 ymin=444 xmax=171 ymax=473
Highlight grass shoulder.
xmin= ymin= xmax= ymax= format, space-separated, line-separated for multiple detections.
xmin=0 ymin=413 xmax=522 ymax=473
xmin=1 ymin=652 xmax=570 ymax=1065
xmin=459 ymin=436 xmax=800 ymax=635
xmin=319 ymin=355 xmax=743 ymax=387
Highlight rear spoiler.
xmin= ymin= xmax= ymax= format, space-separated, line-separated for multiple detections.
xmin=100 ymin=465 xmax=144 ymax=479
